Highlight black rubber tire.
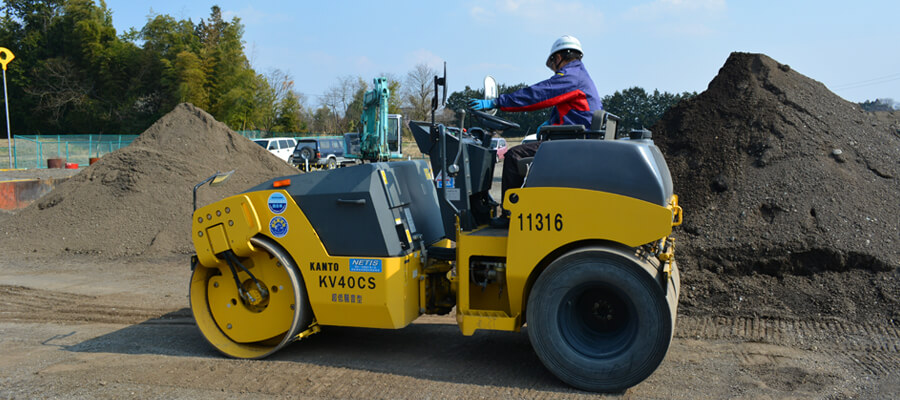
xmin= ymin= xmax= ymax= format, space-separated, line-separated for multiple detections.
xmin=299 ymin=146 xmax=314 ymax=161
xmin=326 ymin=157 xmax=337 ymax=169
xmin=526 ymin=246 xmax=674 ymax=392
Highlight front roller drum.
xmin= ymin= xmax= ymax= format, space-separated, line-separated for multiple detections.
xmin=527 ymin=245 xmax=679 ymax=392
xmin=190 ymin=236 xmax=313 ymax=359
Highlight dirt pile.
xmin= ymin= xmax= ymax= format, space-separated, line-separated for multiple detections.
xmin=1 ymin=103 xmax=298 ymax=258
xmin=653 ymin=52 xmax=899 ymax=323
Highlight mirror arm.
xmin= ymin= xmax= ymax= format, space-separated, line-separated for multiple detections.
xmin=193 ymin=172 xmax=219 ymax=212
xmin=193 ymin=170 xmax=234 ymax=211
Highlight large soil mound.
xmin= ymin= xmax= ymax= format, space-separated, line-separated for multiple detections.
xmin=1 ymin=103 xmax=298 ymax=258
xmin=653 ymin=53 xmax=899 ymax=323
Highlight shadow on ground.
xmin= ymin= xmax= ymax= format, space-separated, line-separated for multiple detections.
xmin=67 ymin=308 xmax=579 ymax=393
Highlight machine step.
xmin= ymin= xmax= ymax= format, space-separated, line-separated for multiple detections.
xmin=428 ymin=246 xmax=456 ymax=261
xmin=456 ymin=309 xmax=521 ymax=335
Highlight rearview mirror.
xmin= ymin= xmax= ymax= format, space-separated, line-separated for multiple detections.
xmin=209 ymin=170 xmax=234 ymax=187
xmin=484 ymin=75 xmax=498 ymax=116
xmin=193 ymin=170 xmax=235 ymax=211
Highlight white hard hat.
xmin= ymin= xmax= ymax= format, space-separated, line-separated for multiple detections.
xmin=549 ymin=35 xmax=583 ymax=57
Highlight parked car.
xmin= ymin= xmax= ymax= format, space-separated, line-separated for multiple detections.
xmin=491 ymin=137 xmax=508 ymax=161
xmin=521 ymin=133 xmax=538 ymax=144
xmin=290 ymin=137 xmax=352 ymax=171
xmin=253 ymin=138 xmax=297 ymax=162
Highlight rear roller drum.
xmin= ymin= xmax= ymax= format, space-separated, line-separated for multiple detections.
xmin=190 ymin=236 xmax=313 ymax=359
xmin=526 ymin=246 xmax=678 ymax=392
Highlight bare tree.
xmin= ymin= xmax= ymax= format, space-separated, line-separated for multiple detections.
xmin=24 ymin=57 xmax=91 ymax=127
xmin=319 ymin=75 xmax=367 ymax=133
xmin=404 ymin=63 xmax=436 ymax=121
xmin=255 ymin=69 xmax=295 ymax=132
xmin=319 ymin=87 xmax=343 ymax=133
xmin=378 ymin=72 xmax=403 ymax=114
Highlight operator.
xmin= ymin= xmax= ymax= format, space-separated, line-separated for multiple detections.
xmin=468 ymin=35 xmax=602 ymax=227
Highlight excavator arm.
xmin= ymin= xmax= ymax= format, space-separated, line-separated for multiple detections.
xmin=346 ymin=77 xmax=402 ymax=162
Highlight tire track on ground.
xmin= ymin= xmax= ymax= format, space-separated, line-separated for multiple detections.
xmin=676 ymin=315 xmax=900 ymax=378
xmin=0 ymin=285 xmax=188 ymax=325
xmin=676 ymin=315 xmax=899 ymax=352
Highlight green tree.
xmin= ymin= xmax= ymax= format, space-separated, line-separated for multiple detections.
xmin=344 ymin=77 xmax=368 ymax=132
xmin=859 ymin=98 xmax=896 ymax=112
xmin=0 ymin=1 xmax=360 ymax=135
xmin=198 ymin=6 xmax=248 ymax=126
xmin=173 ymin=50 xmax=208 ymax=108
xmin=602 ymin=87 xmax=696 ymax=133
xmin=377 ymin=72 xmax=403 ymax=114
xmin=139 ymin=13 xmax=201 ymax=113
xmin=310 ymin=105 xmax=335 ymax=133
xmin=273 ymin=91 xmax=304 ymax=133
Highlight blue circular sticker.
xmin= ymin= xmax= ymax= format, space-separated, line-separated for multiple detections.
xmin=269 ymin=216 xmax=289 ymax=238
xmin=268 ymin=192 xmax=288 ymax=214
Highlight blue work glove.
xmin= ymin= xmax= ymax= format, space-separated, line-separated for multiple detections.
xmin=468 ymin=98 xmax=496 ymax=111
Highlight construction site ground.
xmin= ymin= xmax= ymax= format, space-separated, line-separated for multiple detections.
xmin=0 ymin=164 xmax=896 ymax=399
xmin=1 ymin=237 xmax=897 ymax=400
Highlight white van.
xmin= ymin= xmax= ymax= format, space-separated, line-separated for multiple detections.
xmin=253 ymin=138 xmax=297 ymax=162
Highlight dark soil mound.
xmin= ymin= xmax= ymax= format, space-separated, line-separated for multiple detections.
xmin=653 ymin=53 xmax=899 ymax=324
xmin=1 ymin=103 xmax=298 ymax=258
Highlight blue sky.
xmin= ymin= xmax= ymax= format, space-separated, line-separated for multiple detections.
xmin=103 ymin=0 xmax=900 ymax=106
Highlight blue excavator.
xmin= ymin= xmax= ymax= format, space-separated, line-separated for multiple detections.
xmin=344 ymin=77 xmax=403 ymax=162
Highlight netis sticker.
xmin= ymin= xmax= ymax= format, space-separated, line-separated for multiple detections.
xmin=434 ymin=170 xmax=454 ymax=188
xmin=349 ymin=258 xmax=382 ymax=273
xmin=269 ymin=216 xmax=289 ymax=238
xmin=268 ymin=192 xmax=288 ymax=214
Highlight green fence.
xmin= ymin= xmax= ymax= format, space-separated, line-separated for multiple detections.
xmin=236 ymin=130 xmax=336 ymax=140
xmin=10 ymin=135 xmax=139 ymax=169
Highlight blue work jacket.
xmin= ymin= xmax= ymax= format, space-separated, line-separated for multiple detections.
xmin=495 ymin=60 xmax=602 ymax=127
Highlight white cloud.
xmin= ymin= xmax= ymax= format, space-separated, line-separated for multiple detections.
xmin=470 ymin=6 xmax=492 ymax=21
xmin=307 ymin=51 xmax=338 ymax=68
xmin=222 ymin=6 xmax=290 ymax=25
xmin=471 ymin=0 xmax=604 ymax=25
xmin=500 ymin=0 xmax=522 ymax=13
xmin=624 ymin=0 xmax=727 ymax=37
xmin=406 ymin=49 xmax=445 ymax=70
xmin=471 ymin=62 xmax=517 ymax=72
xmin=355 ymin=55 xmax=375 ymax=71
xmin=627 ymin=0 xmax=727 ymax=19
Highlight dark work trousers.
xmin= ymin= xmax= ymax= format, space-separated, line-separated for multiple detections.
xmin=500 ymin=141 xmax=542 ymax=206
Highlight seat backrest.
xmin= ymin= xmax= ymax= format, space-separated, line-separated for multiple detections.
xmin=590 ymin=109 xmax=619 ymax=140
xmin=591 ymin=110 xmax=606 ymax=131
xmin=604 ymin=118 xmax=617 ymax=140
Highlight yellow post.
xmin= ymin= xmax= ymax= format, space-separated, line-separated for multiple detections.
xmin=0 ymin=48 xmax=13 ymax=70
xmin=0 ymin=47 xmax=14 ymax=169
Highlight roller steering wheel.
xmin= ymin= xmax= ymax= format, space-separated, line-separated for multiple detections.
xmin=469 ymin=109 xmax=520 ymax=132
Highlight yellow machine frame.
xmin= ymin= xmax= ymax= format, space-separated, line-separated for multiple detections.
xmin=191 ymin=184 xmax=681 ymax=338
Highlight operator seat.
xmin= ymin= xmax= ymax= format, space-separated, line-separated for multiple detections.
xmin=515 ymin=109 xmax=616 ymax=176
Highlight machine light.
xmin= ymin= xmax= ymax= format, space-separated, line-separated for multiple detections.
xmin=273 ymin=179 xmax=291 ymax=188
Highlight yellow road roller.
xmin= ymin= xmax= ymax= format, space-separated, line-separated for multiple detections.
xmin=189 ymin=81 xmax=682 ymax=392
